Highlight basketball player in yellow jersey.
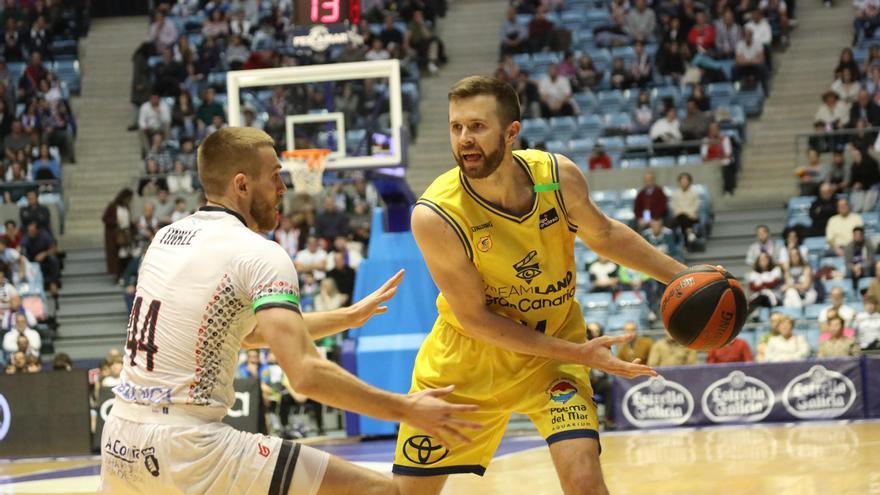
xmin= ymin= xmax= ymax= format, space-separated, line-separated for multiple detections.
xmin=391 ymin=76 xmax=688 ymax=494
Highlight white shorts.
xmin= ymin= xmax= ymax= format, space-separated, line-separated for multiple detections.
xmin=98 ymin=410 xmax=329 ymax=495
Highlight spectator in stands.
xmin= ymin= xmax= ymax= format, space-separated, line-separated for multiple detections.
xmin=854 ymin=295 xmax=880 ymax=349
xmin=819 ymin=286 xmax=856 ymax=325
xmin=31 ymin=143 xmax=59 ymax=181
xmin=170 ymin=197 xmax=190 ymax=223
xmin=2 ymin=313 xmax=39 ymax=357
xmin=153 ymin=48 xmax=186 ymax=98
xmin=326 ymin=235 xmax=363 ymax=270
xmin=669 ymin=172 xmax=700 ymax=249
xmin=826 ymin=198 xmax=864 ymax=255
xmin=609 ymin=56 xmax=633 ymax=90
xmin=733 ymin=28 xmax=769 ymax=95
xmin=848 ymin=147 xmax=880 ymax=212
xmin=148 ymin=10 xmax=179 ymax=52
xmin=273 ymin=216 xmax=299 ymax=259
xmin=152 ymin=189 xmax=175 ymax=226
xmin=172 ymin=92 xmax=196 ymax=139
xmin=327 ymin=252 xmax=356 ymax=303
xmin=5 ymin=219 xmax=21 ymax=249
xmin=314 ymin=195 xmax=350 ymax=243
xmin=650 ymin=107 xmax=683 ymax=156
xmin=633 ymin=90 xmax=654 ymax=133
xmin=832 ymin=68 xmax=861 ymax=108
xmin=53 ymin=352 xmax=72 ymax=371
xmin=204 ymin=114 xmax=226 ymax=137
xmin=630 ymin=43 xmax=655 ymax=87
xmin=809 ymin=182 xmax=838 ymax=238
xmin=1 ymin=17 xmax=23 ymax=63
xmin=656 ymin=40 xmax=686 ymax=82
xmin=314 ymin=278 xmax=348 ymax=312
xmin=538 ymin=63 xmax=575 ymax=118
xmin=797 ymin=149 xmax=825 ymax=196
xmin=294 ymin=235 xmax=327 ymax=280
xmin=680 ymin=98 xmax=712 ymax=140
xmin=818 ymin=315 xmax=861 ymax=357
xmin=746 ymin=224 xmax=784 ymax=266
xmin=44 ymin=102 xmax=75 ymax=163
xmin=224 ymin=34 xmax=250 ymax=70
xmin=846 ymin=226 xmax=875 ymax=284
xmin=707 ymin=336 xmax=753 ymax=363
xmin=0 ymin=237 xmax=29 ymax=286
xmin=202 ymin=9 xmax=230 ymax=39
xmin=18 ymin=51 xmax=47 ymax=101
xmin=815 ymin=91 xmax=849 ymax=131
xmin=828 ymin=152 xmax=850 ymax=191
xmin=703 ymin=122 xmax=735 ymax=194
xmin=714 ymin=8 xmax=741 ymax=59
xmin=20 ymin=189 xmax=49 ymax=234
xmin=21 ymin=221 xmax=58 ymax=302
xmin=782 ymin=247 xmax=817 ymax=308
xmin=365 ymin=38 xmax=390 ymax=61
xmin=849 ymin=89 xmax=880 ymax=127
xmin=624 ymin=0 xmax=656 ymax=42
xmin=500 ymin=6 xmax=528 ymax=56
xmin=588 ymin=144 xmax=612 ymax=170
xmin=167 ymin=160 xmax=194 ymax=194
xmin=574 ymin=54 xmax=603 ymax=91
xmin=748 ymin=252 xmax=783 ymax=309
xmin=137 ymin=93 xmax=170 ymax=154
xmin=687 ymin=12 xmax=716 ymax=53
xmin=407 ymin=9 xmax=446 ymax=74
xmin=616 ymin=321 xmax=653 ymax=363
xmin=643 ymin=217 xmax=680 ymax=259
xmin=138 ymin=159 xmax=169 ymax=196
xmin=3 ymin=120 xmax=28 ymax=161
xmin=763 ymin=316 xmax=809 ymax=361
xmin=647 ymin=335 xmax=698 ymax=366
xmin=588 ymin=256 xmax=619 ymax=292
xmin=634 ymin=172 xmax=668 ymax=228
xmin=196 ymin=87 xmax=225 ymax=130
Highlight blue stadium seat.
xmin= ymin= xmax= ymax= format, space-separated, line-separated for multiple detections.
xmin=521 ymin=118 xmax=551 ymax=143
xmin=862 ymin=211 xmax=880 ymax=230
xmin=549 ymin=116 xmax=578 ymax=137
xmin=775 ymin=306 xmax=803 ymax=320
xmin=787 ymin=196 xmax=816 ymax=216
xmin=803 ymin=236 xmax=828 ymax=253
xmin=735 ymin=84 xmax=765 ymax=117
xmin=823 ymin=278 xmax=854 ymax=299
xmin=597 ymin=136 xmax=624 ymax=151
xmin=588 ymin=49 xmax=612 ymax=69
xmin=605 ymin=313 xmax=635 ymax=334
xmin=859 ymin=277 xmax=874 ymax=293
xmin=573 ymin=92 xmax=598 ymax=113
xmin=597 ymin=90 xmax=626 ymax=113
xmin=620 ymin=158 xmax=647 ymax=169
xmin=620 ymin=188 xmax=638 ymax=202
xmin=649 ymin=156 xmax=676 ymax=167
xmin=569 ymin=137 xmax=596 ymax=154
xmin=804 ymin=327 xmax=821 ymax=352
xmin=616 ymin=290 xmax=646 ymax=308
xmin=677 ymin=154 xmax=703 ymax=165
xmin=707 ymin=82 xmax=735 ymax=99
xmin=532 ymin=52 xmax=560 ymax=65
xmin=605 ymin=112 xmax=633 ymax=132
xmin=576 ymin=113 xmax=603 ymax=133
xmin=545 ymin=139 xmax=570 ymax=155
xmin=651 ymin=85 xmax=681 ymax=108
xmin=787 ymin=214 xmax=812 ymax=228
xmin=591 ymin=190 xmax=620 ymax=204
xmin=580 ymin=292 xmax=615 ymax=311
xmin=804 ymin=303 xmax=824 ymax=320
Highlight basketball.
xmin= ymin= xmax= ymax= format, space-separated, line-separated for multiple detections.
xmin=660 ymin=265 xmax=747 ymax=351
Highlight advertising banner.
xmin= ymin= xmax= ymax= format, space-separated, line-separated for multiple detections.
xmin=614 ymin=358 xmax=865 ymax=429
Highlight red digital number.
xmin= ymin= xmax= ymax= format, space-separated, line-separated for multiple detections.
xmin=310 ymin=0 xmax=341 ymax=23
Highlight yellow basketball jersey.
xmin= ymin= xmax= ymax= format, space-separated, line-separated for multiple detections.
xmin=417 ymin=149 xmax=582 ymax=340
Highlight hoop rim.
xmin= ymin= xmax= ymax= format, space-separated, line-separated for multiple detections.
xmin=281 ymin=148 xmax=332 ymax=159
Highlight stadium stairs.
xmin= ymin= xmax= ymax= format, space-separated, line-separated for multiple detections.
xmin=689 ymin=1 xmax=852 ymax=277
xmin=61 ymin=17 xmax=145 ymax=249
xmin=405 ymin=0 xmax=505 ymax=195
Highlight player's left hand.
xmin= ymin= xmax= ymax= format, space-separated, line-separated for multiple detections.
xmin=344 ymin=269 xmax=404 ymax=328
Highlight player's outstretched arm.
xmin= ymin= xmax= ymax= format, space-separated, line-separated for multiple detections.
xmin=411 ymin=206 xmax=656 ymax=379
xmin=301 ymin=270 xmax=404 ymax=339
xmin=256 ymin=307 xmax=481 ymax=448
xmin=242 ymin=270 xmax=404 ymax=347
xmin=554 ymin=154 xmax=686 ymax=284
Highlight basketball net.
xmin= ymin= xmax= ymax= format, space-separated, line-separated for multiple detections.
xmin=281 ymin=149 xmax=331 ymax=195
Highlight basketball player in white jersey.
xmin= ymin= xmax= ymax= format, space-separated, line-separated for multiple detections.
xmin=98 ymin=127 xmax=480 ymax=495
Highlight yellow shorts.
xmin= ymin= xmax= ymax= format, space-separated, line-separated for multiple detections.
xmin=392 ymin=318 xmax=599 ymax=477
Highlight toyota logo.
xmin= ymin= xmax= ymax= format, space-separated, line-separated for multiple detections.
xmin=402 ymin=435 xmax=449 ymax=465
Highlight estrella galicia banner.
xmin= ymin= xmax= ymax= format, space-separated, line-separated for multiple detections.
xmin=614 ymin=358 xmax=865 ymax=429
xmin=93 ymin=378 xmax=262 ymax=450
xmin=0 ymin=371 xmax=92 ymax=457
xmin=865 ymin=356 xmax=880 ymax=419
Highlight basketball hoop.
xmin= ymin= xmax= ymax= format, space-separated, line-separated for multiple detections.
xmin=281 ymin=149 xmax=331 ymax=195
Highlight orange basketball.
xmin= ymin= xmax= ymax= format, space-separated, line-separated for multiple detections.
xmin=660 ymin=265 xmax=747 ymax=351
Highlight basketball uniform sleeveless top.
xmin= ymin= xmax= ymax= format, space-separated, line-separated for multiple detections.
xmin=417 ymin=149 xmax=581 ymax=340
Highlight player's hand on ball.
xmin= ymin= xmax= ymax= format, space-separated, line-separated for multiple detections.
xmin=345 ymin=269 xmax=404 ymax=328
xmin=577 ymin=333 xmax=658 ymax=379
xmin=402 ymin=385 xmax=482 ymax=449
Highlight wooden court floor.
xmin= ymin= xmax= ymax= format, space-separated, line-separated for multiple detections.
xmin=1 ymin=420 xmax=878 ymax=494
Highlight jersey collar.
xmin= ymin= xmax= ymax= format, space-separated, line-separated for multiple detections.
xmin=199 ymin=205 xmax=248 ymax=227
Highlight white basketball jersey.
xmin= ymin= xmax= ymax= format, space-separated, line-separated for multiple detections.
xmin=113 ymin=206 xmax=301 ymax=422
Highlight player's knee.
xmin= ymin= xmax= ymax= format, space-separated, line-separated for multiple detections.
xmin=562 ymin=468 xmax=607 ymax=495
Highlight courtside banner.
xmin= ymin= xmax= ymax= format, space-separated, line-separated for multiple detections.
xmin=864 ymin=355 xmax=880 ymax=419
xmin=613 ymin=358 xmax=865 ymax=429
xmin=0 ymin=371 xmax=92 ymax=457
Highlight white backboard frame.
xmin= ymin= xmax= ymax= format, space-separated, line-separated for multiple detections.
xmin=285 ymin=112 xmax=346 ymax=159
xmin=226 ymin=59 xmax=402 ymax=170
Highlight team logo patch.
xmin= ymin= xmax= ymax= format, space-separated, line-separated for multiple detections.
xmin=402 ymin=435 xmax=449 ymax=465
xmin=513 ymin=250 xmax=542 ymax=284
xmin=539 ymin=208 xmax=560 ymax=229
xmin=548 ymin=378 xmax=578 ymax=404
xmin=477 ymin=235 xmax=493 ymax=252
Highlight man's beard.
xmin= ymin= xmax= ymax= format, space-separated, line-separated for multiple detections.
xmin=455 ymin=134 xmax=506 ymax=179
xmin=250 ymin=194 xmax=279 ymax=232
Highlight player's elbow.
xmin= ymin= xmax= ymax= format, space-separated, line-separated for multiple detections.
xmin=286 ymin=356 xmax=324 ymax=396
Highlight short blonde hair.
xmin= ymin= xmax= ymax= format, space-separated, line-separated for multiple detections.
xmin=197 ymin=127 xmax=275 ymax=196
